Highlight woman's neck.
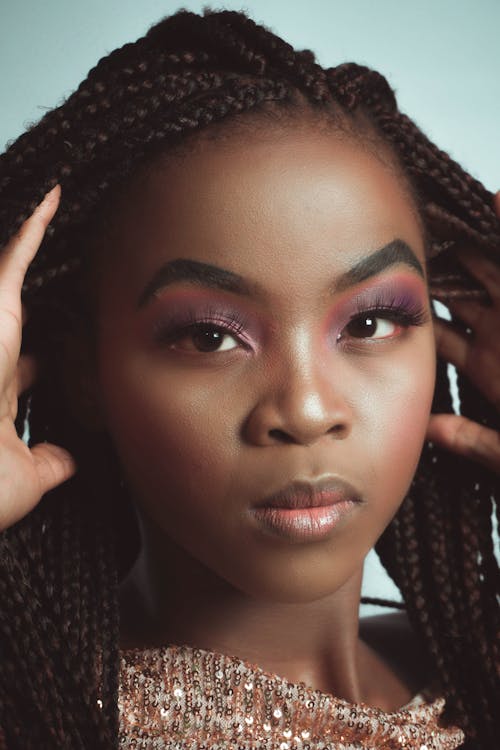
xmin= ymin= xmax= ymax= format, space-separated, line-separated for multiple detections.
xmin=118 ymin=528 xmax=413 ymax=710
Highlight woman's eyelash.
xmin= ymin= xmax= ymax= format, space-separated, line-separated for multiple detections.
xmin=342 ymin=294 xmax=429 ymax=338
xmin=153 ymin=307 xmax=248 ymax=347
xmin=353 ymin=303 xmax=427 ymax=325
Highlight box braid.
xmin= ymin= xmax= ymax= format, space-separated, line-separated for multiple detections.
xmin=0 ymin=8 xmax=498 ymax=749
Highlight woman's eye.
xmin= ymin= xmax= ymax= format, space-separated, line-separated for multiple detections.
xmin=342 ymin=313 xmax=399 ymax=340
xmin=166 ymin=323 xmax=240 ymax=353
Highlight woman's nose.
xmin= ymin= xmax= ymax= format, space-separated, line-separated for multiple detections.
xmin=243 ymin=349 xmax=353 ymax=447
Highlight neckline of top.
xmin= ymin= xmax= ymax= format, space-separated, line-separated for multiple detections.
xmin=119 ymin=640 xmax=439 ymax=715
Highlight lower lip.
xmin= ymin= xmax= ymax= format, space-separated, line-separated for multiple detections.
xmin=250 ymin=500 xmax=358 ymax=542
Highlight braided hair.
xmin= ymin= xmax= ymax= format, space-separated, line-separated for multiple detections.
xmin=0 ymin=8 xmax=498 ymax=749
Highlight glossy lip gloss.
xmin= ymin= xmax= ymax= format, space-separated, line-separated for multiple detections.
xmin=250 ymin=477 xmax=362 ymax=542
xmin=251 ymin=499 xmax=359 ymax=542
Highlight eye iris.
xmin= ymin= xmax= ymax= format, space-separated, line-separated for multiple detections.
xmin=192 ymin=325 xmax=225 ymax=352
xmin=348 ymin=315 xmax=377 ymax=338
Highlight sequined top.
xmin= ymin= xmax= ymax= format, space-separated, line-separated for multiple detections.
xmin=118 ymin=643 xmax=465 ymax=749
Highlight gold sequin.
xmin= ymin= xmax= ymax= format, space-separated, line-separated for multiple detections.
xmin=117 ymin=643 xmax=465 ymax=748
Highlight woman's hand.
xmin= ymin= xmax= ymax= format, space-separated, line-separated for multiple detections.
xmin=0 ymin=186 xmax=76 ymax=532
xmin=426 ymin=190 xmax=500 ymax=475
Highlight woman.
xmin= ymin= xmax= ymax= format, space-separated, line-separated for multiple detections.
xmin=0 ymin=8 xmax=498 ymax=749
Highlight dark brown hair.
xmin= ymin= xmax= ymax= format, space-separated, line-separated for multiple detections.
xmin=0 ymin=8 xmax=498 ymax=748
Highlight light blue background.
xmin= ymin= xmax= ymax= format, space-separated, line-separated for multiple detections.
xmin=2 ymin=0 xmax=499 ymax=614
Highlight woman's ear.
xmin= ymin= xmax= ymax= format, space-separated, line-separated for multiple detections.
xmin=61 ymin=317 xmax=106 ymax=432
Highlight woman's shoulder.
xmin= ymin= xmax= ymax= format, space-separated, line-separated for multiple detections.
xmin=359 ymin=609 xmax=439 ymax=695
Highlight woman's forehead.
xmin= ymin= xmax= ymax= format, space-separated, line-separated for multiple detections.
xmin=95 ymin=126 xmax=425 ymax=292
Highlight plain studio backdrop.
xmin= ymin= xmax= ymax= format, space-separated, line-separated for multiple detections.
xmin=1 ymin=0 xmax=499 ymax=616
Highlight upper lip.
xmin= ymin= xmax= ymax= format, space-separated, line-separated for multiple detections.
xmin=254 ymin=476 xmax=361 ymax=510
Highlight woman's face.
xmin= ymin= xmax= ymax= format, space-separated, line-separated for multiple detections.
xmin=92 ymin=123 xmax=436 ymax=602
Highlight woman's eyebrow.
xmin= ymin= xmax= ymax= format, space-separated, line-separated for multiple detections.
xmin=137 ymin=239 xmax=424 ymax=308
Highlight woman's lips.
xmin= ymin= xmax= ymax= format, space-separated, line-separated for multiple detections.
xmin=250 ymin=477 xmax=362 ymax=542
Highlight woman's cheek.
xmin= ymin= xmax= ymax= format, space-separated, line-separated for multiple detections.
xmin=98 ymin=349 xmax=237 ymax=505
xmin=366 ymin=339 xmax=435 ymax=505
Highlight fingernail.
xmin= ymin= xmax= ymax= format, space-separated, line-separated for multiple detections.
xmin=37 ymin=184 xmax=61 ymax=207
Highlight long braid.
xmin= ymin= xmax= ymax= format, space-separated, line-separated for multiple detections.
xmin=0 ymin=8 xmax=498 ymax=748
xmin=377 ymin=363 xmax=474 ymax=738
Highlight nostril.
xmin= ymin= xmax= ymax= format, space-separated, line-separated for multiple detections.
xmin=328 ymin=424 xmax=345 ymax=435
xmin=268 ymin=429 xmax=295 ymax=444
xmin=268 ymin=422 xmax=347 ymax=444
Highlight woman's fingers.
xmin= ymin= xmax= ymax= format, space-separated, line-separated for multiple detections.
xmin=457 ymin=248 xmax=500 ymax=305
xmin=0 ymin=185 xmax=60 ymax=294
xmin=0 ymin=441 xmax=77 ymax=531
xmin=0 ymin=186 xmax=60 ymax=401
xmin=428 ymin=190 xmax=500 ymax=475
xmin=6 ymin=355 xmax=38 ymax=421
xmin=31 ymin=443 xmax=77 ymax=496
xmin=433 ymin=317 xmax=470 ymax=371
xmin=433 ymin=316 xmax=500 ymax=412
xmin=0 ymin=185 xmax=77 ymax=533
xmin=445 ymin=298 xmax=487 ymax=330
xmin=427 ymin=413 xmax=500 ymax=475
